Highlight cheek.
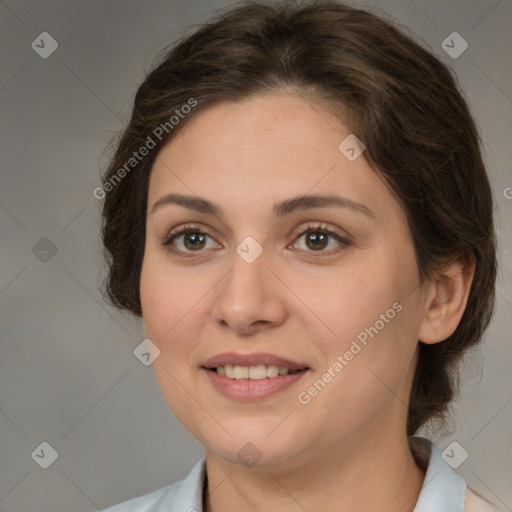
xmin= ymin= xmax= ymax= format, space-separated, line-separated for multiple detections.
xmin=140 ymin=256 xmax=205 ymax=427
xmin=301 ymin=254 xmax=419 ymax=395
xmin=299 ymin=261 xmax=399 ymax=348
xmin=139 ymin=252 xmax=216 ymax=409
xmin=140 ymin=252 xmax=203 ymax=342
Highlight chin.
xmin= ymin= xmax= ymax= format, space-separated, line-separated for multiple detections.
xmin=214 ymin=441 xmax=302 ymax=469
xmin=198 ymin=422 xmax=311 ymax=469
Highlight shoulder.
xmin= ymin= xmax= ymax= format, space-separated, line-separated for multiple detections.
xmin=102 ymin=480 xmax=183 ymax=512
xmin=102 ymin=458 xmax=207 ymax=512
xmin=465 ymin=488 xmax=504 ymax=512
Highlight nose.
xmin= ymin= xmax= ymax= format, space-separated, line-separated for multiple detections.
xmin=211 ymin=246 xmax=288 ymax=336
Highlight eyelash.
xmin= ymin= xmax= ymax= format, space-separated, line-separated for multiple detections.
xmin=161 ymin=223 xmax=350 ymax=258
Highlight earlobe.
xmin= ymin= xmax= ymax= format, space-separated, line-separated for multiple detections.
xmin=418 ymin=252 xmax=476 ymax=344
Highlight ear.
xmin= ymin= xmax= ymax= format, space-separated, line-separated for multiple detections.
xmin=418 ymin=252 xmax=476 ymax=344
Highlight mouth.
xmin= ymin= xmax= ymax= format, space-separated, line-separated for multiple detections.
xmin=201 ymin=351 xmax=310 ymax=379
xmin=201 ymin=352 xmax=310 ymax=399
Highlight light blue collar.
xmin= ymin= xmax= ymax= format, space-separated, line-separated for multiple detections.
xmin=413 ymin=437 xmax=467 ymax=511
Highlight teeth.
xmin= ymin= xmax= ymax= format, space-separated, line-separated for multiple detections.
xmin=234 ymin=365 xmax=249 ymax=379
xmin=215 ymin=364 xmax=302 ymax=379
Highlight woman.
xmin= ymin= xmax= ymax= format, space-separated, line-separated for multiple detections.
xmin=99 ymin=1 xmax=500 ymax=510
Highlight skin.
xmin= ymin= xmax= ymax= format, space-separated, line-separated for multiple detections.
xmin=139 ymin=91 xmax=475 ymax=512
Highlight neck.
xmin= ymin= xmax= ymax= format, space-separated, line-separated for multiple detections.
xmin=203 ymin=424 xmax=425 ymax=512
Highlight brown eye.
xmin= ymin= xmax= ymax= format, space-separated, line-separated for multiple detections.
xmin=292 ymin=225 xmax=350 ymax=256
xmin=182 ymin=231 xmax=207 ymax=250
xmin=304 ymin=231 xmax=329 ymax=251
xmin=163 ymin=226 xmax=220 ymax=255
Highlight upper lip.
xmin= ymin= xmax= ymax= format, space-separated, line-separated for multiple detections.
xmin=202 ymin=352 xmax=310 ymax=370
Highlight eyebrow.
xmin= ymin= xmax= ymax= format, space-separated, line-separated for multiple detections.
xmin=150 ymin=193 xmax=374 ymax=218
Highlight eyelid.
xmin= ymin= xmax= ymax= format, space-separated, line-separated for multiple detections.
xmin=290 ymin=222 xmax=349 ymax=242
xmin=163 ymin=223 xmax=213 ymax=244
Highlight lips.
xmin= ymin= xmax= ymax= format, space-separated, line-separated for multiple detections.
xmin=202 ymin=352 xmax=310 ymax=371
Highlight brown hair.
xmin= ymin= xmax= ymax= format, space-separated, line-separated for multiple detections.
xmin=100 ymin=0 xmax=497 ymax=435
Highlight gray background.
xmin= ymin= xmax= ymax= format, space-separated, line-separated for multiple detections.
xmin=0 ymin=0 xmax=511 ymax=510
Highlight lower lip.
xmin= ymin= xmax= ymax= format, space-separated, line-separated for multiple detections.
xmin=202 ymin=368 xmax=309 ymax=400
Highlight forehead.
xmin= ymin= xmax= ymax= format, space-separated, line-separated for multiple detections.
xmin=148 ymin=93 xmax=397 ymax=220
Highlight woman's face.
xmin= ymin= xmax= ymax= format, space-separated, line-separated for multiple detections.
xmin=140 ymin=92 xmax=430 ymax=468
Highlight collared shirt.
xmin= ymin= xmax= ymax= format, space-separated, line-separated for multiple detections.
xmin=103 ymin=437 xmax=501 ymax=511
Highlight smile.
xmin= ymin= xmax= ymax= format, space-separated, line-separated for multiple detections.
xmin=214 ymin=364 xmax=304 ymax=379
